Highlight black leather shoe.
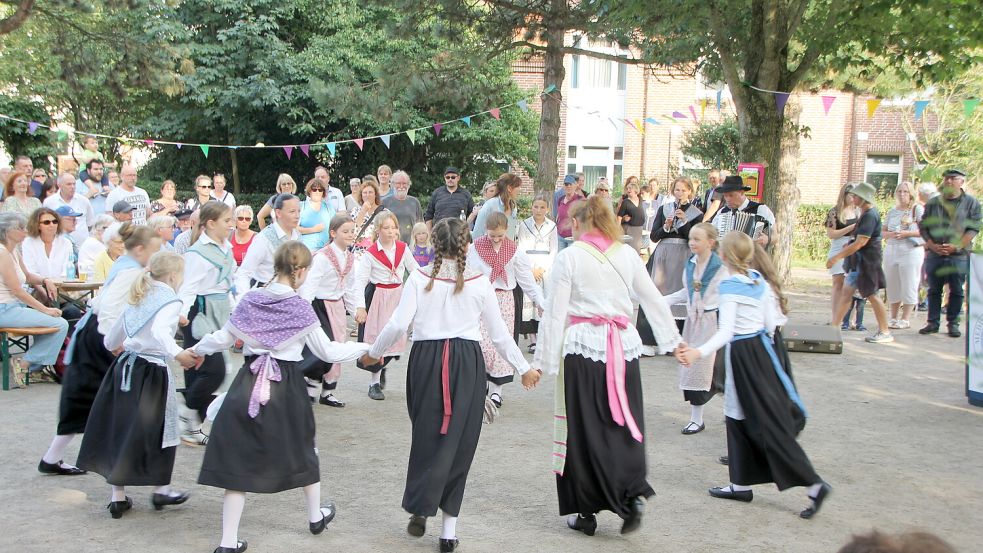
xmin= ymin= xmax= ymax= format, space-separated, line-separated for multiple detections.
xmin=108 ymin=496 xmax=132 ymax=519
xmin=310 ymin=502 xmax=336 ymax=534
xmin=439 ymin=538 xmax=459 ymax=552
xmin=800 ymin=482 xmax=832 ymax=519
xmin=709 ymin=486 xmax=753 ymax=502
xmin=567 ymin=514 xmax=597 ymax=536
xmin=213 ymin=540 xmax=247 ymax=553
xmin=919 ymin=324 xmax=939 ymax=335
xmin=407 ymin=514 xmax=427 ymax=537
xmin=38 ymin=459 xmax=86 ymax=476
xmin=152 ymin=491 xmax=190 ymax=510
xmin=681 ymin=422 xmax=705 ymax=435
xmin=947 ymin=323 xmax=961 ymax=338
xmin=319 ymin=394 xmax=345 ymax=407
xmin=489 ymin=392 xmax=503 ymax=408
xmin=717 ymin=455 xmax=729 ymax=466
xmin=620 ymin=497 xmax=644 ymax=534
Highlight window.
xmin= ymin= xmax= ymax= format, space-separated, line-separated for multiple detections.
xmin=865 ymin=154 xmax=902 ymax=193
xmin=567 ymin=163 xmax=577 ymax=175
xmin=617 ymin=63 xmax=627 ymax=91
xmin=571 ymin=55 xmax=580 ymax=88
xmin=568 ymin=145 xmax=577 ymax=158
xmin=613 ymin=147 xmax=624 ymax=161
xmin=612 ymin=165 xmax=623 ymax=189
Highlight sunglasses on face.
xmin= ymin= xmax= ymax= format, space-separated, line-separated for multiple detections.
xmin=310 ymin=187 xmax=324 ymax=192
xmin=445 ymin=175 xmax=458 ymax=179
xmin=237 ymin=216 xmax=252 ymax=221
xmin=198 ymin=185 xmax=214 ymax=189
xmin=40 ymin=219 xmax=58 ymax=225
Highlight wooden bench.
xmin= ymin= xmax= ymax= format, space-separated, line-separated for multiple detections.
xmin=1 ymin=327 xmax=63 ymax=391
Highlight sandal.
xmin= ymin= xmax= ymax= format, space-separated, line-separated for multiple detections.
xmin=489 ymin=392 xmax=503 ymax=408
xmin=681 ymin=421 xmax=705 ymax=435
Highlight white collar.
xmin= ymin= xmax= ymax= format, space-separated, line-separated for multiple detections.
xmin=375 ymin=240 xmax=396 ymax=253
xmin=272 ymin=221 xmax=292 ymax=238
xmin=196 ymin=232 xmax=231 ymax=252
xmin=266 ymin=282 xmax=296 ymax=296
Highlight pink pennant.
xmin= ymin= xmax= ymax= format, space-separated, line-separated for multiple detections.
xmin=354 ymin=138 xmax=364 ymax=151
xmin=821 ymin=95 xmax=836 ymax=115
xmin=433 ymin=123 xmax=443 ymax=136
xmin=144 ymin=139 xmax=155 ymax=146
xmin=688 ymin=105 xmax=698 ymax=122
xmin=299 ymin=144 xmax=310 ymax=157
xmin=623 ymin=118 xmax=638 ymax=131
xmin=283 ymin=146 xmax=294 ymax=159
xmin=489 ymin=108 xmax=501 ymax=120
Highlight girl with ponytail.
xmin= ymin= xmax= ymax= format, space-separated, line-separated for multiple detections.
xmin=77 ymin=251 xmax=197 ymax=518
xmin=363 ymin=217 xmax=540 ymax=552
xmin=676 ymin=232 xmax=831 ymax=519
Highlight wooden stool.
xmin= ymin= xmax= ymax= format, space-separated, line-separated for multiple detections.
xmin=1 ymin=327 xmax=63 ymax=391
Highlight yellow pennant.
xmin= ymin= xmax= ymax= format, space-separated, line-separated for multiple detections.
xmin=866 ymin=98 xmax=882 ymax=119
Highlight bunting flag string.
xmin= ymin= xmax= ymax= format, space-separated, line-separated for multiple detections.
xmin=821 ymin=95 xmax=836 ymax=115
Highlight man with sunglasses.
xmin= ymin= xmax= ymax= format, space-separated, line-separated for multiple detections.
xmin=314 ymin=166 xmax=345 ymax=214
xmin=425 ymin=167 xmax=474 ymax=229
xmin=103 ymin=164 xmax=150 ymax=225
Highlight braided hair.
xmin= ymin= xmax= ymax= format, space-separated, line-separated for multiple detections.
xmin=426 ymin=218 xmax=471 ymax=293
xmin=268 ymin=240 xmax=313 ymax=290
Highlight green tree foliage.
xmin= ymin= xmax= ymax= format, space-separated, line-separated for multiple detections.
xmin=0 ymin=96 xmax=52 ymax=165
xmin=680 ymin=117 xmax=740 ymax=175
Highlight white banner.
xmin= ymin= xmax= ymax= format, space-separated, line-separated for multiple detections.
xmin=966 ymin=254 xmax=983 ymax=406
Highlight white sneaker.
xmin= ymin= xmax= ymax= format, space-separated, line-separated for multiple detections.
xmin=897 ymin=319 xmax=911 ymax=329
xmin=865 ymin=331 xmax=895 ymax=343
xmin=888 ymin=319 xmax=900 ymax=329
xmin=181 ymin=428 xmax=208 ymax=446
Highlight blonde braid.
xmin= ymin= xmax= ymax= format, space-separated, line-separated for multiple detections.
xmin=426 ymin=256 xmax=443 ymax=292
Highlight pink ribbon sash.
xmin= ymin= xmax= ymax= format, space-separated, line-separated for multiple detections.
xmin=568 ymin=314 xmax=643 ymax=443
xmin=440 ymin=339 xmax=452 ymax=434
xmin=248 ymin=353 xmax=282 ymax=418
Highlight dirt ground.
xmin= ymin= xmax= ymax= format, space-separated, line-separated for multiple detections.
xmin=1 ymin=268 xmax=981 ymax=553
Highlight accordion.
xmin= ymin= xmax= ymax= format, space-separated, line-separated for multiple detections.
xmin=717 ymin=210 xmax=766 ymax=239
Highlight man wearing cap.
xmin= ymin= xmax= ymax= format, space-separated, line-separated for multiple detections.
xmin=555 ymin=174 xmax=586 ymax=251
xmin=918 ymin=169 xmax=981 ymax=337
xmin=103 ymin=164 xmax=150 ymax=225
xmin=172 ymin=209 xmax=196 ymax=254
xmin=111 ymin=200 xmax=135 ymax=223
xmin=44 ymin=172 xmax=94 ymax=244
xmin=553 ymin=173 xmax=586 ymax=219
xmin=425 ymin=167 xmax=474 ymax=229
xmin=709 ymin=175 xmax=775 ymax=247
xmin=827 ymin=182 xmax=894 ymax=343
xmin=53 ymin=205 xmax=84 ymax=250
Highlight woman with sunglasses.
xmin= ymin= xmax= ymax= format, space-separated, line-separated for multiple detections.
xmin=187 ymin=175 xmax=215 ymax=213
xmin=21 ymin=207 xmax=84 ymax=325
xmin=299 ymin=178 xmax=334 ymax=251
xmin=231 ymin=205 xmax=256 ymax=266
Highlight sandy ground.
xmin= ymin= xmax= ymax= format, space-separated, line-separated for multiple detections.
xmin=1 ymin=268 xmax=981 ymax=553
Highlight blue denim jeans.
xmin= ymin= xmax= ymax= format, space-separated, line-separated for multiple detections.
xmin=924 ymin=254 xmax=968 ymax=327
xmin=0 ymin=302 xmax=70 ymax=365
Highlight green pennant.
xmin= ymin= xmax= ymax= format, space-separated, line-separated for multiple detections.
xmin=406 ymin=129 xmax=416 ymax=144
xmin=56 ymin=130 xmax=68 ymax=142
xmin=965 ymin=98 xmax=980 ymax=117
xmin=544 ymin=84 xmax=556 ymax=94
xmin=200 ymin=144 xmax=210 ymax=157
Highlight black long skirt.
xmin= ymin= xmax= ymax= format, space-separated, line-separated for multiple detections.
xmin=181 ymin=299 xmax=225 ymax=419
xmin=77 ymin=356 xmax=176 ymax=486
xmin=297 ymin=298 xmax=336 ymax=381
xmin=199 ymin=357 xmax=319 ymax=493
xmin=403 ymin=339 xmax=485 ymax=517
xmin=683 ymin=352 xmax=725 ymax=406
xmin=556 ymin=354 xmax=655 ymax=518
xmin=726 ymin=336 xmax=818 ymax=490
xmin=57 ymin=315 xmax=116 ymax=435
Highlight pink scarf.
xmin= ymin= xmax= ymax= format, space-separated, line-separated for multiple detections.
xmin=322 ymin=244 xmax=354 ymax=289
xmin=474 ymin=234 xmax=517 ymax=285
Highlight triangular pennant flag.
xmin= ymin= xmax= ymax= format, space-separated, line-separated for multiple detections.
xmin=624 ymin=118 xmax=638 ymax=131
xmin=380 ymin=135 xmax=391 ymax=149
xmin=913 ymin=100 xmax=930 ymax=120
xmin=326 ymin=143 xmax=336 ymax=157
xmin=634 ymin=119 xmax=645 ymax=134
xmin=299 ymin=144 xmax=310 ymax=157
xmin=866 ymin=98 xmax=882 ymax=119
xmin=406 ymin=129 xmax=416 ymax=144
xmin=176 ymin=143 xmax=183 ymax=149
xmin=354 ymin=138 xmax=364 ymax=151
xmin=433 ymin=123 xmax=443 ymax=136
xmin=716 ymin=89 xmax=723 ymax=111
xmin=775 ymin=93 xmax=790 ymax=116
xmin=821 ymin=95 xmax=837 ymax=115
xmin=283 ymin=146 xmax=294 ymax=160
xmin=517 ymin=99 xmax=529 ymax=112
xmin=700 ymin=99 xmax=708 ymax=118
xmin=461 ymin=116 xmax=472 ymax=127
xmin=644 ymin=117 xmax=661 ymax=126
xmin=145 ymin=139 xmax=155 ymax=146
xmin=672 ymin=111 xmax=687 ymax=119
xmin=27 ymin=122 xmax=39 ymax=134
xmin=964 ymin=99 xmax=980 ymax=117
xmin=200 ymin=144 xmax=209 ymax=158
xmin=489 ymin=108 xmax=501 ymax=120
xmin=688 ymin=105 xmax=699 ymax=122
xmin=544 ymin=84 xmax=556 ymax=94
xmin=663 ymin=115 xmax=676 ymax=123
xmin=57 ymin=130 xmax=68 ymax=141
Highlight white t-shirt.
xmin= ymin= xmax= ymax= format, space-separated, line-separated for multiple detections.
xmin=43 ymin=192 xmax=95 ymax=243
xmin=104 ymin=185 xmax=151 ymax=225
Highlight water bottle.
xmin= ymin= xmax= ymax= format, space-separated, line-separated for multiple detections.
xmin=459 ymin=209 xmax=466 ymax=221
xmin=66 ymin=248 xmax=78 ymax=280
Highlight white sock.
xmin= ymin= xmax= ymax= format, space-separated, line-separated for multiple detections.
xmin=441 ymin=511 xmax=458 ymax=539
xmin=302 ymin=482 xmax=322 ymax=523
xmin=729 ymin=484 xmax=752 ymax=492
xmin=111 ymin=485 xmax=126 ymax=502
xmin=488 ymin=383 xmax=503 ymax=398
xmin=42 ymin=434 xmax=75 ymax=465
xmin=371 ymin=371 xmax=382 ymax=386
xmin=690 ymin=404 xmax=705 ymax=426
xmin=808 ymin=483 xmax=823 ymax=498
xmin=221 ymin=491 xmax=246 ymax=548
xmin=153 ymin=485 xmax=172 ymax=496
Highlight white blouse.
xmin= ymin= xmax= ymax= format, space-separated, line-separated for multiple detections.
xmin=533 ymin=241 xmax=682 ymax=374
xmin=178 ymin=234 xmax=234 ymax=319
xmin=194 ymin=283 xmax=370 ymax=363
xmin=368 ymin=261 xmax=531 ymax=374
xmin=350 ymin=240 xmax=419 ymax=309
xmin=516 ymin=217 xmax=558 ymax=266
xmin=298 ymin=243 xmax=359 ymax=309
xmin=78 ymin=236 xmax=106 ymax=275
xmin=234 ymin=222 xmax=301 ymax=295
xmin=94 ymin=268 xmax=144 ymax=336
xmin=21 ymin=236 xmax=73 ymax=279
xmin=661 ymin=255 xmax=729 ymax=311
xmin=103 ymin=297 xmax=183 ymax=366
xmin=465 ymin=246 xmax=545 ymax=308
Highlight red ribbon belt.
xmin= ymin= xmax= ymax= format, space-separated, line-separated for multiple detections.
xmin=440 ymin=339 xmax=452 ymax=435
xmin=375 ymin=282 xmax=401 ymax=289
xmin=568 ymin=315 xmax=642 ymax=443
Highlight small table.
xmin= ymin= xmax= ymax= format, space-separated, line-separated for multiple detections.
xmin=55 ymin=280 xmax=105 ymax=313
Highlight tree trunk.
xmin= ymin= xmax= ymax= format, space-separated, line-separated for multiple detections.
xmin=736 ymin=90 xmax=800 ymax=285
xmin=230 ymin=148 xmax=241 ymax=195
xmin=537 ymin=24 xmax=566 ymax=200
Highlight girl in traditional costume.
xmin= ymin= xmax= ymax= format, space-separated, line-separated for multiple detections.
xmin=532 ymin=196 xmax=682 ymax=536
xmin=189 ymin=241 xmax=370 ymax=553
xmin=297 ymin=214 xmax=360 ymax=407
xmin=515 ymin=194 xmax=558 ymax=353
xmin=364 ymin=218 xmax=540 ymax=553
xmin=177 ymin=200 xmax=236 ymax=445
xmin=77 ymin=252 xmax=197 ymax=518
xmin=466 ymin=211 xmax=544 ymax=408
xmin=351 ymin=211 xmax=419 ymax=400
xmin=659 ymin=223 xmax=728 ymax=435
xmin=38 ymin=224 xmax=162 ymax=477
xmin=676 ymin=232 xmax=831 ymax=519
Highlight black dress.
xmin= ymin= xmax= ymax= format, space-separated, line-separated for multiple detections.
xmin=296 ymin=298 xmax=338 ymax=381
xmin=556 ymin=354 xmax=655 ymax=518
xmin=402 ymin=338 xmax=486 ymax=517
xmin=198 ymin=357 xmax=319 ymax=493
xmin=77 ymin=356 xmax=177 ymax=486
xmin=57 ymin=314 xmax=116 ymax=435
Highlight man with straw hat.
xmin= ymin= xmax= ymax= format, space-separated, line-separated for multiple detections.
xmin=827 ymin=182 xmax=893 ymax=343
